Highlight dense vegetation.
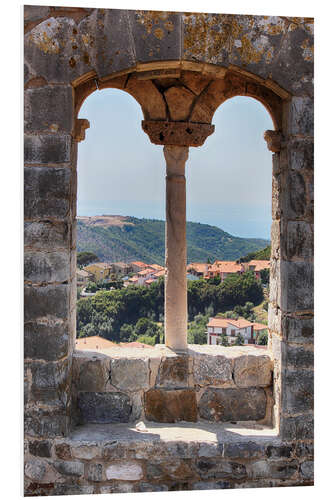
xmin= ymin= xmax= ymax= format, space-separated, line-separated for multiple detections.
xmin=237 ymin=245 xmax=271 ymax=262
xmin=77 ymin=216 xmax=269 ymax=265
xmin=77 ymin=251 xmax=99 ymax=267
xmin=77 ymin=271 xmax=264 ymax=344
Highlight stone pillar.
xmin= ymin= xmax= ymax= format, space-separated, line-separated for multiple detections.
xmin=163 ymin=145 xmax=189 ymax=351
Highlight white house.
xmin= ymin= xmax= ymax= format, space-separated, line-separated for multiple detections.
xmin=207 ymin=317 xmax=256 ymax=345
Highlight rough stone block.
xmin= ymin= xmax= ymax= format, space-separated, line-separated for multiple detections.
xmin=25 ymin=85 xmax=73 ymax=133
xmin=29 ymin=440 xmax=52 ymax=458
xmin=24 ymin=250 xmax=70 ymax=283
xmin=289 ymin=97 xmax=314 ymax=136
xmin=284 ymin=221 xmax=313 ymax=260
xmin=193 ymin=354 xmax=233 ymax=386
xmin=24 ymin=134 xmax=72 ymax=164
xmin=53 ymin=484 xmax=94 ymax=496
xmin=30 ymin=358 xmax=70 ymax=403
xmin=300 ymin=460 xmax=314 ymax=479
xmin=76 ymin=356 xmax=110 ymax=392
xmin=25 ymin=458 xmax=47 ymax=482
xmin=195 ymin=458 xmax=247 ymax=480
xmin=53 ymin=460 xmax=84 ymax=477
xmin=285 ymin=170 xmax=307 ymax=218
xmin=266 ymin=444 xmax=293 ymax=459
xmin=192 ymin=481 xmax=231 ymax=490
xmin=295 ymin=442 xmax=314 ymax=458
xmin=77 ymin=392 xmax=132 ymax=424
xmin=24 ymin=166 xmax=71 ymax=220
xmin=156 ymin=355 xmax=189 ymax=388
xmin=280 ymin=413 xmax=314 ymax=441
xmin=24 ymin=5 xmax=50 ymax=24
xmin=105 ymin=461 xmax=143 ymax=481
xmin=71 ymin=444 xmax=99 ymax=460
xmin=110 ymin=358 xmax=149 ymax=391
xmin=283 ymin=368 xmax=313 ymax=414
xmin=224 ymin=442 xmax=265 ymax=459
xmin=286 ymin=344 xmax=314 ymax=368
xmin=198 ymin=388 xmax=266 ymax=422
xmin=24 ymin=221 xmax=70 ymax=250
xmin=139 ymin=483 xmax=168 ymax=492
xmin=280 ymin=261 xmax=314 ymax=312
xmin=250 ymin=459 xmax=298 ymax=479
xmin=129 ymin=11 xmax=181 ymax=64
xmin=79 ymin=9 xmax=136 ymax=79
xmin=87 ymin=463 xmax=103 ymax=482
xmin=24 ymin=284 xmax=70 ymax=322
xmin=233 ymin=355 xmax=272 ymax=388
xmin=144 ymin=389 xmax=197 ymax=422
xmin=198 ymin=443 xmax=221 ymax=458
xmin=25 ymin=407 xmax=69 ymax=438
xmin=24 ymin=320 xmax=69 ymax=362
xmin=54 ymin=442 xmax=72 ymax=460
xmin=282 ymin=315 xmax=313 ymax=344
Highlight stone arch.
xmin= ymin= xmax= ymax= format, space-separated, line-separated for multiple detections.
xmin=24 ymin=7 xmax=314 ymax=494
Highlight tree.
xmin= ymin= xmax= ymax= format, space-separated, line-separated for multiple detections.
xmin=257 ymin=330 xmax=268 ymax=345
xmin=77 ymin=251 xmax=99 ymax=267
xmin=235 ymin=332 xmax=244 ymax=346
xmin=221 ymin=334 xmax=229 ymax=347
xmin=260 ymin=268 xmax=270 ymax=285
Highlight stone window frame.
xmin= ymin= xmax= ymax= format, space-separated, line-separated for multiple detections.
xmin=24 ymin=9 xmax=313 ymax=487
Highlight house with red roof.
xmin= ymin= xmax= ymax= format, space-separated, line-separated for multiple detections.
xmin=206 ymin=317 xmax=267 ymax=345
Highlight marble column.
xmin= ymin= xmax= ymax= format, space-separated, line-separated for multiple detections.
xmin=163 ymin=145 xmax=189 ymax=351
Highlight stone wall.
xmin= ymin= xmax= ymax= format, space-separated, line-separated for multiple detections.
xmin=72 ymin=346 xmax=273 ymax=425
xmin=24 ymin=5 xmax=314 ymax=494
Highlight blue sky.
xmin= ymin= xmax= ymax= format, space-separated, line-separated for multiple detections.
xmin=77 ymin=88 xmax=273 ymax=239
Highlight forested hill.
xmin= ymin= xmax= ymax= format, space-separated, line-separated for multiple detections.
xmin=77 ymin=215 xmax=269 ymax=266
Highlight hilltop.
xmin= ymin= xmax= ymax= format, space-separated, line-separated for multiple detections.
xmin=77 ymin=215 xmax=269 ymax=266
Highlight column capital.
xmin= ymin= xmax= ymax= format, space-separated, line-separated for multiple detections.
xmin=142 ymin=120 xmax=214 ymax=147
xmin=163 ymin=145 xmax=189 ymax=171
xmin=264 ymin=130 xmax=282 ymax=153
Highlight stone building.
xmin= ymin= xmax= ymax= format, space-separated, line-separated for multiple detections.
xmin=24 ymin=6 xmax=313 ymax=495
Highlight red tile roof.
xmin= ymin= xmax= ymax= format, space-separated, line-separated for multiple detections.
xmin=248 ymin=260 xmax=270 ymax=271
xmin=207 ymin=317 xmax=253 ymax=329
xmin=75 ymin=336 xmax=117 ymax=350
xmin=252 ymin=322 xmax=268 ymax=331
xmin=214 ymin=261 xmax=242 ymax=273
xmin=131 ymin=261 xmax=147 ymax=268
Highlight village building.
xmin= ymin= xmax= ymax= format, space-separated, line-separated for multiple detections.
xmin=243 ymin=260 xmax=270 ymax=279
xmin=76 ymin=268 xmax=93 ymax=286
xmin=130 ymin=261 xmax=148 ymax=273
xmin=111 ymin=261 xmax=131 ymax=275
xmin=206 ymin=316 xmax=267 ymax=345
xmin=83 ymin=262 xmax=112 ymax=282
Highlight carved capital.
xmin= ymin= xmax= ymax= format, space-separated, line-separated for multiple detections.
xmin=163 ymin=145 xmax=189 ymax=168
xmin=74 ymin=118 xmax=90 ymax=142
xmin=142 ymin=120 xmax=214 ymax=147
xmin=264 ymin=130 xmax=282 ymax=153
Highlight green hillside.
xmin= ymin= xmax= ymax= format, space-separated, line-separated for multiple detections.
xmin=76 ymin=215 xmax=269 ymax=265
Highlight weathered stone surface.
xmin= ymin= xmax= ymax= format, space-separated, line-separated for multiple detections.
xmin=24 ymin=167 xmax=71 ymax=220
xmin=300 ymin=460 xmax=314 ymax=479
xmin=192 ymin=481 xmax=231 ymax=490
xmin=282 ymin=315 xmax=313 ymax=344
xmin=181 ymin=71 xmax=210 ymax=95
xmin=156 ymin=356 xmax=189 ymax=388
xmin=75 ymin=355 xmax=110 ymax=392
xmin=139 ymin=483 xmax=168 ymax=492
xmin=25 ymin=407 xmax=70 ymax=438
xmin=25 ymin=458 xmax=46 ymax=481
xmin=280 ymin=261 xmax=314 ymax=312
xmin=280 ymin=413 xmax=314 ymax=441
xmin=53 ymin=483 xmax=94 ymax=496
xmin=54 ymin=442 xmax=71 ymax=460
xmin=198 ymin=443 xmax=221 ymax=458
xmin=24 ymin=251 xmax=70 ymax=283
xmin=24 ymin=134 xmax=72 ymax=164
xmin=284 ymin=221 xmax=313 ymax=260
xmin=224 ymin=442 xmax=265 ymax=459
xmin=164 ymin=86 xmax=195 ymax=121
xmin=25 ymin=86 xmax=73 ymax=133
xmin=196 ymin=458 xmax=247 ymax=480
xmin=24 ymin=284 xmax=70 ymax=322
xmin=53 ymin=460 xmax=84 ymax=477
xmin=71 ymin=444 xmax=99 ymax=460
xmin=145 ymin=389 xmax=197 ymax=422
xmin=295 ymin=441 xmax=314 ymax=458
xmin=77 ymin=392 xmax=132 ymax=424
xmin=266 ymin=444 xmax=293 ymax=459
xmin=105 ymin=461 xmax=143 ymax=481
xmin=24 ymin=320 xmax=69 ymax=361
xmin=283 ymin=369 xmax=313 ymax=414
xmin=101 ymin=483 xmax=138 ymax=494
xmin=127 ymin=76 xmax=166 ymax=120
xmin=87 ymin=463 xmax=103 ymax=482
xmin=29 ymin=440 xmax=52 ymax=458
xmin=289 ymin=97 xmax=314 ymax=136
xmin=79 ymin=9 xmax=136 ymax=79
xmin=287 ymin=139 xmax=314 ymax=173
xmin=30 ymin=359 xmax=70 ymax=403
xmin=142 ymin=120 xmax=214 ymax=146
xmin=286 ymin=344 xmax=313 ymax=368
xmin=110 ymin=358 xmax=149 ymax=391
xmin=24 ymin=221 xmax=70 ymax=250
xmin=199 ymin=388 xmax=266 ymax=422
xmin=250 ymin=459 xmax=298 ymax=480
xmin=233 ymin=355 xmax=272 ymax=388
xmin=193 ymin=354 xmax=233 ymax=386
xmin=129 ymin=11 xmax=181 ymax=63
